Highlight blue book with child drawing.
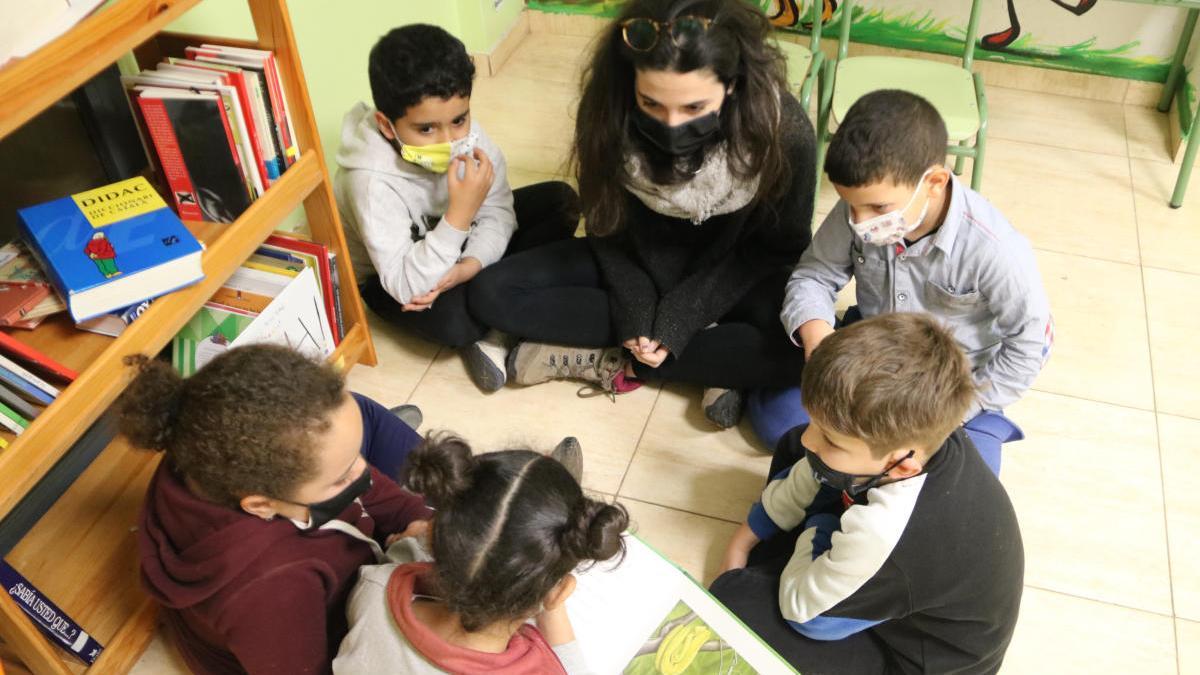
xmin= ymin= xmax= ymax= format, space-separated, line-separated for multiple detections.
xmin=15 ymin=176 xmax=204 ymax=322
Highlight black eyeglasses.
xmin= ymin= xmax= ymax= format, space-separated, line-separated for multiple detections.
xmin=620 ymin=16 xmax=713 ymax=52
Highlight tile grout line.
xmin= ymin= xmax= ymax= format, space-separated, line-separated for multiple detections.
xmin=1022 ymin=583 xmax=1180 ymax=621
xmin=1023 ymin=385 xmax=1196 ymax=422
xmin=402 ymin=345 xmax=444 ymax=405
xmin=1124 ymin=106 xmax=1181 ymax=674
xmin=619 ymin=494 xmax=744 ymax=527
xmin=613 ymin=382 xmax=666 ymax=499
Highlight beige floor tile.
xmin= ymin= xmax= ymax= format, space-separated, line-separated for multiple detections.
xmin=508 ymin=166 xmax=567 ymax=189
xmin=471 ymin=34 xmax=587 ymax=177
xmin=1126 ymin=106 xmax=1175 ymax=165
xmin=983 ymin=138 xmax=1138 ymax=265
xmin=1001 ymin=588 xmax=1177 ymax=675
xmin=988 ymin=87 xmax=1127 ymax=157
xmin=408 ymin=351 xmax=661 ymax=496
xmin=1133 ymin=158 xmax=1200 ymax=276
xmin=1004 ymin=391 xmax=1172 ymax=614
xmin=621 ymin=497 xmax=739 ymax=586
xmin=1180 ymin=619 xmax=1200 ymax=675
xmin=1032 ymin=250 xmax=1155 ymax=410
xmin=345 ymin=310 xmax=440 ymax=406
xmin=1144 ymin=267 xmax=1200 ymax=418
xmin=129 ymin=626 xmax=189 ymax=675
xmin=1159 ymin=413 xmax=1200 ymax=621
xmin=619 ymin=384 xmax=771 ymax=523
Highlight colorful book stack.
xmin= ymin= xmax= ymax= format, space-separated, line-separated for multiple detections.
xmin=0 ymin=241 xmax=68 ymax=330
xmin=173 ymin=232 xmax=338 ymax=376
xmin=0 ymin=331 xmax=78 ymax=448
xmin=122 ymin=44 xmax=299 ymax=223
xmin=15 ymin=176 xmax=205 ymax=323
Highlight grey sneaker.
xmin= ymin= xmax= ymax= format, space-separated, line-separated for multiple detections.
xmin=549 ymin=436 xmax=583 ymax=484
xmin=461 ymin=330 xmax=509 ymax=393
xmin=506 ymin=341 xmax=626 ymax=392
xmin=389 ymin=404 xmax=423 ymax=431
xmin=702 ymin=388 xmax=744 ymax=429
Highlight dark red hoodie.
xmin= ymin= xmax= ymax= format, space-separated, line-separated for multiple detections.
xmin=137 ymin=462 xmax=429 ymax=675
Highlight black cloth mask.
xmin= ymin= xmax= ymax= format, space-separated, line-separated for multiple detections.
xmin=806 ymin=449 xmax=915 ymax=498
xmin=293 ymin=466 xmax=372 ymax=529
xmin=632 ymin=107 xmax=721 ymax=157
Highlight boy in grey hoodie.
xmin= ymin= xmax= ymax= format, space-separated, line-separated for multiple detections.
xmin=335 ymin=25 xmax=579 ymax=391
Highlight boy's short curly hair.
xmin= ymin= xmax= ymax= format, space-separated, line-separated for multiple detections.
xmin=368 ymin=24 xmax=476 ymax=121
xmin=824 ymin=89 xmax=948 ymax=188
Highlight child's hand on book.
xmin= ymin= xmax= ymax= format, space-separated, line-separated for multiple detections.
xmin=445 ymin=148 xmax=495 ymax=232
xmin=385 ymin=519 xmax=431 ymax=547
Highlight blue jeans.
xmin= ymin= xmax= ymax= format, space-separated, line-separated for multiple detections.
xmin=746 ymin=387 xmax=1022 ymax=476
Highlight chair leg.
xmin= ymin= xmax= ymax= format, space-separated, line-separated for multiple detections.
xmin=953 ymin=140 xmax=968 ymax=176
xmin=971 ymin=71 xmax=989 ymax=192
xmin=1159 ymin=9 xmax=1198 ymax=114
xmin=1170 ymin=111 xmax=1199 ymax=209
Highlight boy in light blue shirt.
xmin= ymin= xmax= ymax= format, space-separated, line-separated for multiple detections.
xmin=763 ymin=90 xmax=1053 ymax=474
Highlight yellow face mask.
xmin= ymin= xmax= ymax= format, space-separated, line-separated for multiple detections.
xmin=390 ymin=124 xmax=479 ymax=174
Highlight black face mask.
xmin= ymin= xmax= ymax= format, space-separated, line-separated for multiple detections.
xmin=632 ymin=107 xmax=721 ymax=157
xmin=288 ymin=466 xmax=372 ymax=529
xmin=806 ymin=449 xmax=915 ymax=498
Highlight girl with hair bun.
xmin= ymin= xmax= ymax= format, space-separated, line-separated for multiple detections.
xmin=334 ymin=434 xmax=629 ymax=674
xmin=119 ymin=344 xmax=430 ymax=675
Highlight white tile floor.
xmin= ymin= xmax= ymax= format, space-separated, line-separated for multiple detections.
xmin=130 ymin=27 xmax=1200 ymax=675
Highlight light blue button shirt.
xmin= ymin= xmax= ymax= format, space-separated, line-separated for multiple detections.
xmin=781 ymin=175 xmax=1053 ymax=418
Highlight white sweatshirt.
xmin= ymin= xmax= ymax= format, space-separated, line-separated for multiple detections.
xmin=333 ymin=102 xmax=516 ymax=304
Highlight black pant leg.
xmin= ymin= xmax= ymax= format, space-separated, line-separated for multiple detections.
xmin=506 ymin=181 xmax=581 ymax=255
xmin=467 ymin=237 xmax=614 ymax=347
xmin=709 ymin=564 xmax=890 ymax=675
xmin=633 ymin=270 xmax=804 ymax=389
xmin=361 ymin=276 xmax=485 ymax=348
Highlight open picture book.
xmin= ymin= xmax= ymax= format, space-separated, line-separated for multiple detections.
xmin=568 ymin=535 xmax=795 ymax=675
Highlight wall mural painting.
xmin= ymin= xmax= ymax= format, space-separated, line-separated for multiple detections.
xmin=527 ymin=0 xmax=1193 ymax=85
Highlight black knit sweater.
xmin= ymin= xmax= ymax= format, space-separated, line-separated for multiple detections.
xmin=588 ymin=92 xmax=816 ymax=354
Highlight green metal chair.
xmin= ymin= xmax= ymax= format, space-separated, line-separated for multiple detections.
xmin=1112 ymin=0 xmax=1199 ymax=208
xmin=775 ymin=0 xmax=826 ymax=111
xmin=816 ymin=0 xmax=988 ymax=190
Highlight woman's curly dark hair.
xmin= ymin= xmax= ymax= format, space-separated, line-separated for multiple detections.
xmin=117 ymin=344 xmax=346 ymax=508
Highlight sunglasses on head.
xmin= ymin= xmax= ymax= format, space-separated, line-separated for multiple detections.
xmin=620 ymin=16 xmax=714 ymax=52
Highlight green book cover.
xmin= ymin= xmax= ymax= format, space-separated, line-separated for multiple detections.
xmin=0 ymin=400 xmax=30 ymax=431
xmin=172 ymin=303 xmax=257 ymax=376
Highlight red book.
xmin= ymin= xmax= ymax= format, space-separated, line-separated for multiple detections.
xmin=0 ymin=331 xmax=78 ymax=382
xmin=165 ymin=60 xmax=273 ymax=189
xmin=135 ymin=94 xmax=203 ymax=221
xmin=264 ymin=234 xmax=339 ymax=344
xmin=0 ymin=283 xmax=52 ymax=326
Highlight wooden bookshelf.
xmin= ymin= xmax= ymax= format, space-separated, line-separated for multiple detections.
xmin=0 ymin=0 xmax=377 ymax=672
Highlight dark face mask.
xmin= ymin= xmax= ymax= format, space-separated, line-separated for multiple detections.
xmin=287 ymin=466 xmax=372 ymax=529
xmin=632 ymin=107 xmax=721 ymax=157
xmin=806 ymin=449 xmax=915 ymax=498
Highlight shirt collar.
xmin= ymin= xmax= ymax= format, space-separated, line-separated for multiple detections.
xmin=929 ymin=173 xmax=966 ymax=255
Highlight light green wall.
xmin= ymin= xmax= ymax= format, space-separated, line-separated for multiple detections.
xmin=456 ymin=0 xmax=525 ymax=54
xmin=167 ymin=0 xmax=518 ymax=169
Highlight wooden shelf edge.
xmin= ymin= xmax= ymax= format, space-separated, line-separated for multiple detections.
xmin=0 ymin=152 xmax=323 ymax=521
xmin=0 ymin=0 xmax=203 ymax=138
xmin=0 ymin=592 xmax=72 ymax=675
xmin=86 ymin=599 xmax=159 ymax=674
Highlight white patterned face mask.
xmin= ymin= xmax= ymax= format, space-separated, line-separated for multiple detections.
xmin=848 ymin=169 xmax=933 ymax=246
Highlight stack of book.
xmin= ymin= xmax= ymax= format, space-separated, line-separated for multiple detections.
xmin=123 ymin=45 xmax=299 ymax=223
xmin=0 ymin=332 xmax=78 ymax=448
xmin=173 ymin=232 xmax=341 ymax=376
xmin=0 ymin=241 xmax=68 ymax=329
